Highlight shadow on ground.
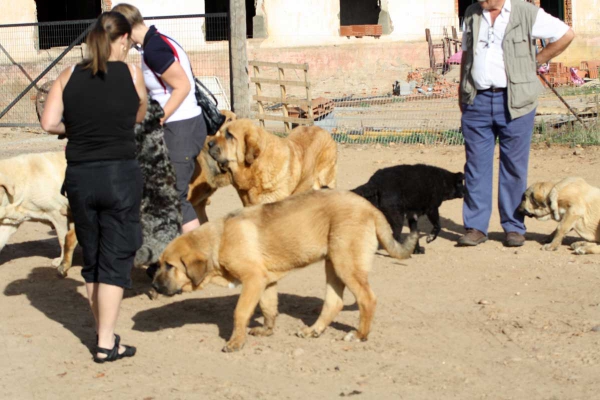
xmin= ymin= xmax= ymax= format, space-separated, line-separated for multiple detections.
xmin=131 ymin=293 xmax=357 ymax=341
xmin=3 ymin=266 xmax=155 ymax=352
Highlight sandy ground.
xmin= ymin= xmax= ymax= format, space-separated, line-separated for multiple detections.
xmin=0 ymin=129 xmax=599 ymax=400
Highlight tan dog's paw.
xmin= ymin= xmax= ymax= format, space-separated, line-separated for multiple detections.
xmin=56 ymin=263 xmax=69 ymax=278
xmin=296 ymin=327 xmax=322 ymax=339
xmin=248 ymin=327 xmax=274 ymax=337
xmin=222 ymin=339 xmax=245 ymax=353
xmin=542 ymin=243 xmax=559 ymax=251
xmin=570 ymin=241 xmax=588 ymax=250
xmin=51 ymin=257 xmax=62 ymax=267
xmin=342 ymin=331 xmax=367 ymax=342
xmin=573 ymin=247 xmax=588 ymax=255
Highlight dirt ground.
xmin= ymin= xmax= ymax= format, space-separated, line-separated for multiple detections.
xmin=1 ymin=129 xmax=599 ymax=400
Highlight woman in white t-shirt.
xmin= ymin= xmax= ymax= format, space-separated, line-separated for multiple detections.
xmin=113 ymin=3 xmax=206 ymax=234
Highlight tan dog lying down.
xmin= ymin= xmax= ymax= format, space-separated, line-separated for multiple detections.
xmin=0 ymin=152 xmax=72 ymax=266
xmin=519 ymin=177 xmax=600 ymax=254
xmin=152 ymin=189 xmax=418 ymax=352
xmin=207 ymin=119 xmax=337 ymax=206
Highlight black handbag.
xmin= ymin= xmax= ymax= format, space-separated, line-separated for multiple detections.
xmin=194 ymin=78 xmax=226 ymax=136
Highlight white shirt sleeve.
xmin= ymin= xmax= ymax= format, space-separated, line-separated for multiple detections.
xmin=532 ymin=8 xmax=570 ymax=43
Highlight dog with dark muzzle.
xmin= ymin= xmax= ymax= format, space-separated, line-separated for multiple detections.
xmin=352 ymin=164 xmax=466 ymax=254
xmin=519 ymin=177 xmax=600 ymax=254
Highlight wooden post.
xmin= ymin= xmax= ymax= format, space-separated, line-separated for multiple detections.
xmin=230 ymin=0 xmax=251 ymax=118
xmin=254 ymin=65 xmax=265 ymax=128
xmin=304 ymin=66 xmax=314 ymax=125
xmin=279 ymin=67 xmax=291 ymax=133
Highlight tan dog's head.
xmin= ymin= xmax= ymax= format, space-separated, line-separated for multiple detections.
xmin=207 ymin=119 xmax=263 ymax=172
xmin=152 ymin=226 xmax=219 ymax=296
xmin=518 ymin=181 xmax=557 ymax=220
xmin=220 ymin=109 xmax=237 ymax=125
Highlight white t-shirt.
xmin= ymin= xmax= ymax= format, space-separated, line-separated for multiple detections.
xmin=141 ymin=26 xmax=201 ymax=123
xmin=462 ymin=0 xmax=571 ymax=90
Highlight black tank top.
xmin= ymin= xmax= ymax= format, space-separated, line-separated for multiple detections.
xmin=63 ymin=62 xmax=139 ymax=163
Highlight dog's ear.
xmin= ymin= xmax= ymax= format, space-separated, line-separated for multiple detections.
xmin=181 ymin=252 xmax=209 ymax=287
xmin=548 ymin=187 xmax=560 ymax=221
xmin=0 ymin=173 xmax=15 ymax=198
xmin=244 ymin=127 xmax=261 ymax=165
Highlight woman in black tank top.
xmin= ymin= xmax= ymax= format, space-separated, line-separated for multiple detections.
xmin=41 ymin=12 xmax=147 ymax=364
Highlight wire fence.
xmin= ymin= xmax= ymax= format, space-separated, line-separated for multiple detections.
xmin=248 ymin=16 xmax=600 ymax=146
xmin=0 ymin=13 xmax=230 ymax=127
xmin=2 ymin=11 xmax=600 ymax=147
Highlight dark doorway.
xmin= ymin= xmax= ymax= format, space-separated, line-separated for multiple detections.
xmin=204 ymin=0 xmax=255 ymax=41
xmin=458 ymin=0 xmax=476 ymax=21
xmin=35 ymin=0 xmax=102 ymax=49
xmin=540 ymin=0 xmax=565 ymax=20
xmin=340 ymin=0 xmax=380 ymax=26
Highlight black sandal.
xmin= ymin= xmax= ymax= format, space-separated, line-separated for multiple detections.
xmin=93 ymin=334 xmax=136 ymax=363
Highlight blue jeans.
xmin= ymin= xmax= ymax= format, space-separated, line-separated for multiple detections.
xmin=461 ymin=90 xmax=535 ymax=235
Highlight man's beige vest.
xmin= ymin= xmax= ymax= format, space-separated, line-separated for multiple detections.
xmin=460 ymin=0 xmax=541 ymax=119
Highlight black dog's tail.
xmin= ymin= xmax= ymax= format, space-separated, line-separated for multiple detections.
xmin=351 ymin=183 xmax=378 ymax=206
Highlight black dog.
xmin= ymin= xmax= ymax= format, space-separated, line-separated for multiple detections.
xmin=352 ymin=164 xmax=465 ymax=254
xmin=134 ymin=98 xmax=182 ymax=271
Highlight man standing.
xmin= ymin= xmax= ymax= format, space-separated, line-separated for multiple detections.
xmin=457 ymin=0 xmax=574 ymax=247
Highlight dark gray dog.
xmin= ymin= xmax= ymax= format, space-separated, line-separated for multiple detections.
xmin=134 ymin=98 xmax=182 ymax=270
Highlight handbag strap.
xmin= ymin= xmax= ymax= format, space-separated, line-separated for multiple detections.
xmin=195 ymin=78 xmax=219 ymax=107
xmin=151 ymin=31 xmax=220 ymax=108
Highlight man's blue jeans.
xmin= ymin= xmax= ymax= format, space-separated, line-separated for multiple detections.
xmin=461 ymin=90 xmax=535 ymax=235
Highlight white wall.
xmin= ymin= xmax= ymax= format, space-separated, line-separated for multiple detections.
xmin=114 ymin=0 xmax=206 ymax=49
xmin=386 ymin=0 xmax=458 ymax=41
xmin=258 ymin=0 xmax=459 ymax=47
xmin=260 ymin=0 xmax=341 ymax=46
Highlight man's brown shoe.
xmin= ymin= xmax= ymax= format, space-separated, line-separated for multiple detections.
xmin=504 ymin=232 xmax=525 ymax=247
xmin=457 ymin=229 xmax=488 ymax=246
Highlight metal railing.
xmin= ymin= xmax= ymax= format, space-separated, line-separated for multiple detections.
xmin=0 ymin=13 xmax=231 ymax=127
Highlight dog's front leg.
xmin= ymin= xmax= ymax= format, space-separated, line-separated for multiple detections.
xmin=426 ymin=208 xmax=441 ymax=243
xmin=542 ymin=211 xmax=581 ymax=251
xmin=58 ymin=227 xmax=78 ymax=277
xmin=0 ymin=224 xmax=19 ymax=253
xmin=249 ymin=282 xmax=278 ymax=337
xmin=223 ymin=276 xmax=266 ymax=352
xmin=543 ymin=228 xmax=558 ymax=244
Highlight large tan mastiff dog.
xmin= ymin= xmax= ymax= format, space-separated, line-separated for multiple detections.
xmin=519 ymin=177 xmax=600 ymax=254
xmin=187 ymin=110 xmax=236 ymax=223
xmin=152 ymin=189 xmax=418 ymax=352
xmin=207 ymin=119 xmax=337 ymax=206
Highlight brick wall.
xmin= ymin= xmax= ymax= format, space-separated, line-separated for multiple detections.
xmin=564 ymin=0 xmax=572 ymax=26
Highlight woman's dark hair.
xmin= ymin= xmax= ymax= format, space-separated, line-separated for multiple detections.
xmin=82 ymin=11 xmax=131 ymax=75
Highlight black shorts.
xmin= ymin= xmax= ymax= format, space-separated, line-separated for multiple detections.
xmin=163 ymin=114 xmax=207 ymax=224
xmin=65 ymin=159 xmax=143 ymax=288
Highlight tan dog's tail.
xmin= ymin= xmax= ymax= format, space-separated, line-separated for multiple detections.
xmin=374 ymin=211 xmax=417 ymax=260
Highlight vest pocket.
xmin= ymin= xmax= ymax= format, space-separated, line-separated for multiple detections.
xmin=509 ymin=74 xmax=539 ymax=109
xmin=513 ymin=36 xmax=530 ymax=58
